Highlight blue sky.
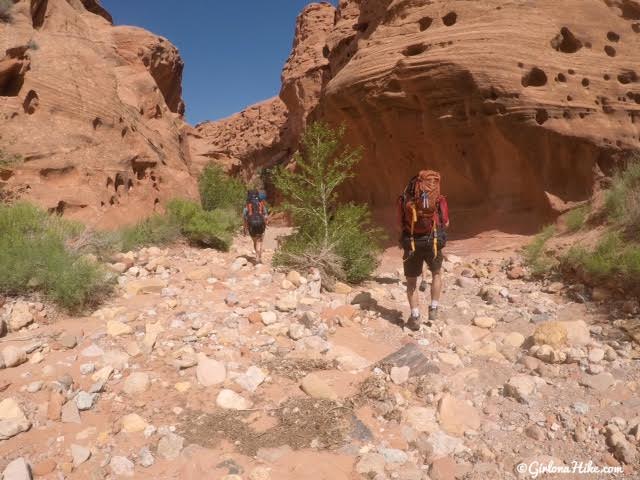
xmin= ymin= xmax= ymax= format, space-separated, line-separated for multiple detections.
xmin=102 ymin=1 xmax=336 ymax=125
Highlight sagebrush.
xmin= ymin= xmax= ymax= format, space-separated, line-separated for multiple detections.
xmin=0 ymin=203 xmax=114 ymax=311
xmin=523 ymin=225 xmax=557 ymax=277
xmin=565 ymin=205 xmax=589 ymax=233
xmin=199 ymin=164 xmax=245 ymax=213
xmin=272 ymin=122 xmax=382 ymax=284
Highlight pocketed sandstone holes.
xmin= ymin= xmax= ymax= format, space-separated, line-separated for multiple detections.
xmin=114 ymin=173 xmax=125 ymax=192
xmin=353 ymin=22 xmax=368 ymax=32
xmin=92 ymin=117 xmax=102 ymax=130
xmin=442 ymin=12 xmax=457 ymax=26
xmin=617 ymin=70 xmax=638 ymax=84
xmin=604 ymin=45 xmax=616 ymax=57
xmin=402 ymin=44 xmax=428 ymax=56
xmin=535 ymin=109 xmax=549 ymax=125
xmin=31 ymin=0 xmax=49 ymax=29
xmin=22 ymin=90 xmax=39 ymax=114
xmin=551 ymin=27 xmax=583 ymax=53
xmin=0 ymin=65 xmax=26 ymax=97
xmin=633 ymin=23 xmax=640 ymax=33
xmin=607 ymin=31 xmax=620 ymax=42
xmin=419 ymin=17 xmax=433 ymax=31
xmin=556 ymin=73 xmax=567 ymax=82
xmin=604 ymin=74 xmax=611 ymax=80
xmin=131 ymin=158 xmax=157 ymax=180
xmin=628 ymin=92 xmax=640 ymax=104
xmin=387 ymin=79 xmax=402 ymax=92
xmin=582 ymin=78 xmax=590 ymax=87
xmin=522 ymin=67 xmax=548 ymax=87
xmin=568 ymin=69 xmax=575 ymax=75
xmin=322 ymin=45 xmax=330 ymax=58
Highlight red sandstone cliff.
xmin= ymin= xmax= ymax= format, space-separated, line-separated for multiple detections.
xmin=0 ymin=0 xmax=197 ymax=229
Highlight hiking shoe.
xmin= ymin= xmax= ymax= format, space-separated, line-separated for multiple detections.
xmin=406 ymin=315 xmax=421 ymax=332
xmin=419 ymin=280 xmax=428 ymax=292
xmin=428 ymin=307 xmax=438 ymax=321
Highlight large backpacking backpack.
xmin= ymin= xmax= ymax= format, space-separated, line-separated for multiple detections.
xmin=246 ymin=190 xmax=266 ymax=235
xmin=398 ymin=170 xmax=446 ymax=253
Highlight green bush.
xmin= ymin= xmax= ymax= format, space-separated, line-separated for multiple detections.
xmin=272 ymin=122 xmax=381 ymax=284
xmin=167 ymin=199 xmax=240 ymax=250
xmin=0 ymin=202 xmax=113 ymax=311
xmin=605 ymin=156 xmax=640 ymax=227
xmin=565 ymin=205 xmax=589 ymax=233
xmin=198 ymin=164 xmax=245 ymax=212
xmin=562 ymin=231 xmax=640 ymax=283
xmin=118 ymin=214 xmax=181 ymax=252
xmin=0 ymin=149 xmax=22 ymax=168
xmin=523 ymin=225 xmax=557 ymax=277
xmin=0 ymin=0 xmax=13 ymax=23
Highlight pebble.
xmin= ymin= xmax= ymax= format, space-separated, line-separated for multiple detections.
xmin=157 ymin=433 xmax=184 ymax=460
xmin=2 ymin=457 xmax=31 ymax=480
xmin=301 ymin=373 xmax=338 ymax=400
xmin=110 ymin=456 xmax=134 ymax=477
xmin=138 ymin=447 xmax=155 ymax=467
xmin=216 ymin=389 xmax=253 ymax=410
xmin=2 ymin=346 xmax=27 ymax=368
xmin=390 ymin=366 xmax=410 ymax=385
xmin=75 ymin=391 xmax=98 ymax=411
xmin=80 ymin=363 xmax=96 ymax=375
xmin=196 ymin=354 xmax=226 ymax=387
xmin=71 ymin=444 xmax=91 ymax=467
xmin=123 ymin=372 xmax=150 ymax=395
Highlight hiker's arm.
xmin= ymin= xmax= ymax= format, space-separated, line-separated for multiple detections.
xmin=440 ymin=196 xmax=450 ymax=228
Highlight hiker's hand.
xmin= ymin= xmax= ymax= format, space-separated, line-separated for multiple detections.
xmin=445 ymin=221 xmax=450 ymax=228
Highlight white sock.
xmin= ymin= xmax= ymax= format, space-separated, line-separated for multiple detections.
xmin=411 ymin=308 xmax=420 ymax=318
xmin=431 ymin=301 xmax=439 ymax=309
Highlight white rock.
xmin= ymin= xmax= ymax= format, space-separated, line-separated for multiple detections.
xmin=0 ymin=398 xmax=31 ymax=440
xmin=196 ymin=354 xmax=226 ymax=387
xmin=157 ymin=432 xmax=184 ymax=460
xmin=2 ymin=457 xmax=31 ymax=480
xmin=404 ymin=407 xmax=438 ymax=433
xmin=473 ymin=316 xmax=496 ymax=329
xmin=81 ymin=344 xmax=104 ymax=357
xmin=123 ymin=372 xmax=150 ymax=395
xmin=260 ymin=311 xmax=278 ymax=325
xmin=9 ymin=302 xmax=33 ymax=331
xmin=75 ymin=392 xmax=98 ymax=411
xmin=2 ymin=346 xmax=27 ymax=368
xmin=71 ymin=444 xmax=91 ymax=467
xmin=390 ymin=366 xmax=410 ymax=385
xmin=235 ymin=366 xmax=266 ymax=392
xmin=216 ymin=389 xmax=253 ymax=410
xmin=138 ymin=447 xmax=155 ymax=468
xmin=110 ymin=456 xmax=134 ymax=477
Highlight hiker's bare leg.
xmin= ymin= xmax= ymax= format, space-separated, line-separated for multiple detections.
xmin=406 ymin=276 xmax=419 ymax=311
xmin=431 ymin=270 xmax=442 ymax=303
xmin=255 ymin=236 xmax=263 ymax=263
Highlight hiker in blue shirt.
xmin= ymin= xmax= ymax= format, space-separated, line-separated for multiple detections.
xmin=243 ymin=190 xmax=269 ymax=263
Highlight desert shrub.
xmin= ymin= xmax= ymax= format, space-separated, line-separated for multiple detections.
xmin=605 ymin=155 xmax=640 ymax=231
xmin=198 ymin=164 xmax=245 ymax=212
xmin=565 ymin=205 xmax=589 ymax=233
xmin=523 ymin=225 xmax=557 ymax=277
xmin=118 ymin=214 xmax=181 ymax=252
xmin=0 ymin=0 xmax=13 ymax=23
xmin=0 ymin=149 xmax=22 ymax=168
xmin=0 ymin=202 xmax=113 ymax=311
xmin=272 ymin=122 xmax=382 ymax=284
xmin=167 ymin=199 xmax=240 ymax=250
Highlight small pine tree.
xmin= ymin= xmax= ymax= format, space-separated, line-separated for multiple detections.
xmin=273 ymin=122 xmax=382 ymax=284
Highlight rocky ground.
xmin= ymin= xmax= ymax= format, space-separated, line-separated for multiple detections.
xmin=1 ymin=227 xmax=639 ymax=480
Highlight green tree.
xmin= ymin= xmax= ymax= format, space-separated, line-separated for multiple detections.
xmin=273 ymin=122 xmax=381 ymax=284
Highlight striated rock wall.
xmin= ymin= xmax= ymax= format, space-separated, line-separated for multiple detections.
xmin=0 ymin=0 xmax=197 ymax=229
xmin=191 ymin=97 xmax=290 ymax=181
xmin=281 ymin=0 xmax=640 ymax=233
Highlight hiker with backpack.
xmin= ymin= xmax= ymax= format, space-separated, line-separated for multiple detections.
xmin=243 ymin=189 xmax=269 ymax=264
xmin=398 ymin=170 xmax=450 ymax=331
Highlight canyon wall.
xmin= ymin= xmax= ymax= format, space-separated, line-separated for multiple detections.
xmin=0 ymin=0 xmax=198 ymax=229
